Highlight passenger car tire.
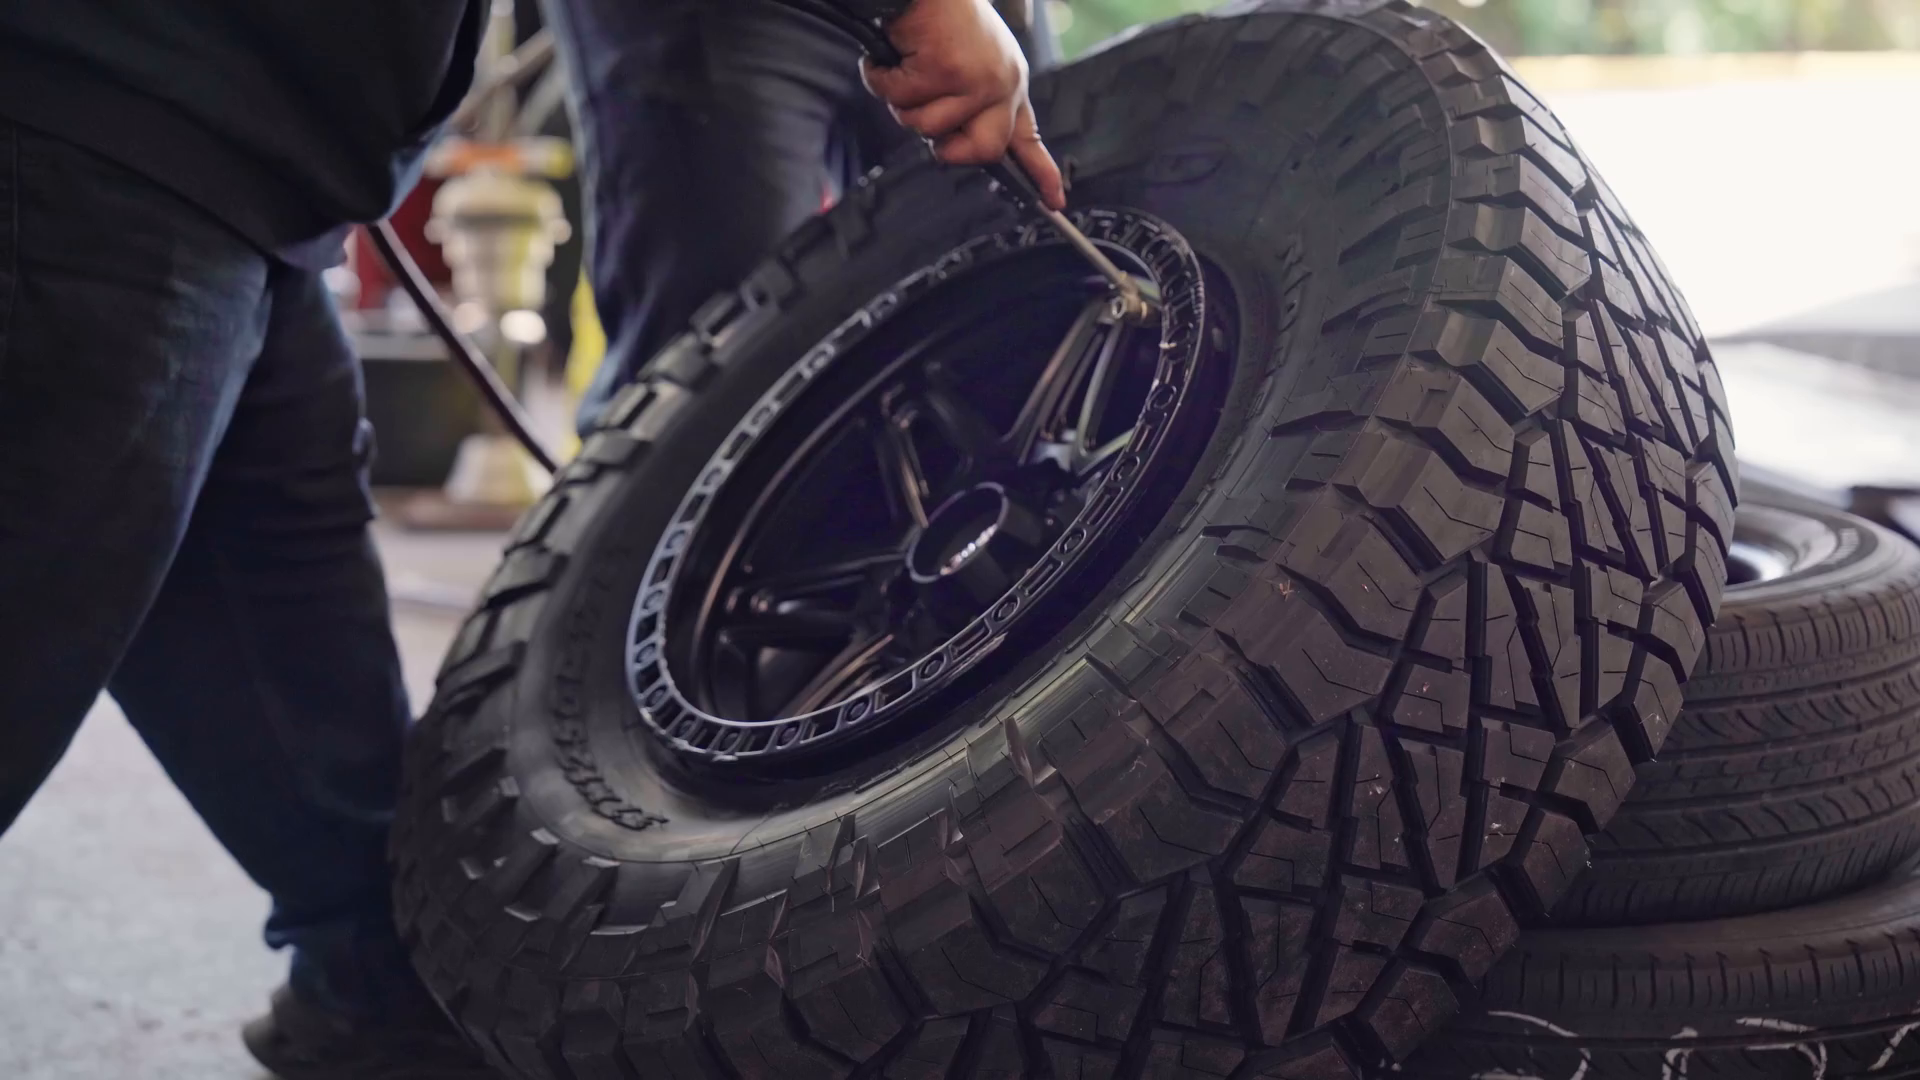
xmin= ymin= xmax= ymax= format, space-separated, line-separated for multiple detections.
xmin=1556 ymin=501 xmax=1920 ymax=925
xmin=391 ymin=2 xmax=1735 ymax=1076
xmin=1404 ymin=857 xmax=1920 ymax=1079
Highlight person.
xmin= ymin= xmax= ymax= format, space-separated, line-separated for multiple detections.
xmin=0 ymin=2 xmax=1061 ymax=1078
xmin=547 ymin=0 xmax=1066 ymax=430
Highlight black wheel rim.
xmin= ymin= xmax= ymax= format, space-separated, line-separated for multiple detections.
xmin=628 ymin=210 xmax=1217 ymax=770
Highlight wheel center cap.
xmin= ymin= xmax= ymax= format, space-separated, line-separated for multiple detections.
xmin=909 ymin=484 xmax=1012 ymax=582
xmin=906 ymin=483 xmax=1044 ymax=616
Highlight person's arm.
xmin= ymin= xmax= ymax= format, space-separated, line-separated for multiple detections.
xmin=849 ymin=0 xmax=1067 ymax=210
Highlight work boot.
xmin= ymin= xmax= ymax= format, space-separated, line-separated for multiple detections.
xmin=242 ymin=984 xmax=499 ymax=1079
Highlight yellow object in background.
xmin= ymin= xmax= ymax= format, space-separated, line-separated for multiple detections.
xmin=560 ymin=270 xmax=606 ymax=459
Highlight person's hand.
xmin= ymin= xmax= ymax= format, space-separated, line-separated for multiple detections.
xmin=861 ymin=0 xmax=1067 ymax=210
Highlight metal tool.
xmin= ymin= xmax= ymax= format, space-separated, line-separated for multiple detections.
xmin=983 ymin=158 xmax=1159 ymax=323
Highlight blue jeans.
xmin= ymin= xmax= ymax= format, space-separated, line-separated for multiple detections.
xmin=545 ymin=0 xmax=914 ymax=430
xmin=0 ymin=118 xmax=426 ymax=1021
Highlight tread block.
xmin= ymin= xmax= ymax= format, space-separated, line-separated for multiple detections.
xmin=1499 ymin=498 xmax=1572 ymax=574
xmin=1446 ymin=203 xmax=1590 ymax=297
xmin=1331 ymin=879 xmax=1424 ymax=949
xmin=1161 ymin=883 xmax=1234 ymax=1027
xmin=1624 ymin=652 xmax=1685 ymax=753
xmin=786 ymin=913 xmax=906 ymax=1060
xmin=1420 ymin=575 xmax=1470 ymax=663
xmin=1141 ymin=651 xmax=1290 ymax=800
xmin=1432 ymin=254 xmax=1566 ymax=355
xmin=973 ymin=1007 xmax=1029 ymax=1080
xmin=1374 ymin=362 xmax=1516 ymax=485
xmin=1517 ymin=809 xmax=1589 ymax=910
xmin=879 ymin=860 xmax=1048 ymax=1012
xmin=1277 ymin=733 xmax=1342 ymax=826
xmin=481 ymin=548 xmax=568 ymax=606
xmin=1142 ymin=1031 xmax=1245 ymax=1078
xmin=1402 ymin=739 xmax=1469 ymax=886
xmin=1478 ymin=719 xmax=1554 ymax=790
xmin=1450 ymin=113 xmax=1589 ymax=192
xmin=1215 ymin=581 xmax=1396 ymax=724
xmin=1316 ymin=947 xmax=1390 ymax=1027
xmin=1356 ymin=962 xmax=1458 ymax=1060
xmin=1645 ymin=582 xmax=1708 ymax=676
xmin=1080 ymin=889 xmax=1167 ymax=986
xmin=1477 ymin=569 xmax=1540 ymax=714
xmin=1330 ymin=431 xmax=1504 ymax=565
xmin=1243 ymin=895 xmax=1316 ymax=1043
xmin=1036 ymin=971 xmax=1146 ymax=1042
xmin=1405 ymin=883 xmax=1519 ymax=983
xmin=1253 ymin=1041 xmax=1363 ymax=1080
xmin=1350 ymin=725 xmax=1415 ymax=871
xmin=1477 ymin=794 xmax=1531 ymax=869
xmin=1514 ymin=578 xmax=1583 ymax=730
xmin=1557 ymin=429 xmax=1628 ymax=564
xmin=1438 ymin=75 xmax=1573 ymax=151
xmin=1407 ymin=309 xmax=1561 ymax=420
xmin=884 ymin=1018 xmax=968 ymax=1080
xmin=1549 ymin=727 xmax=1636 ymax=828
xmin=1392 ymin=665 xmax=1470 ymax=734
xmin=1046 ymin=1040 xmax=1121 ymax=1080
xmin=1276 ymin=497 xmax=1425 ymax=639
xmin=1452 ymin=154 xmax=1583 ymax=243
xmin=1049 ymin=701 xmax=1241 ymax=881
xmin=1235 ymin=816 xmax=1335 ymax=892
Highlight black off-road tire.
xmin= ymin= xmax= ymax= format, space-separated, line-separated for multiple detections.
xmin=1559 ymin=501 xmax=1920 ymax=925
xmin=1404 ymin=858 xmax=1920 ymax=1079
xmin=391 ymin=3 xmax=1736 ymax=1077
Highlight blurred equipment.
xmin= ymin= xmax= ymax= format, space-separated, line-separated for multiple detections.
xmin=385 ymin=0 xmax=573 ymax=527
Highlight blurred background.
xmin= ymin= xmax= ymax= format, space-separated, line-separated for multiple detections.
xmin=4 ymin=2 xmax=1919 ymax=1078
xmin=1059 ymin=0 xmax=1920 ymax=57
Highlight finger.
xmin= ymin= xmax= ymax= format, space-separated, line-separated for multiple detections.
xmin=860 ymin=57 xmax=958 ymax=113
xmin=1008 ymin=104 xmax=1066 ymax=210
xmin=894 ymin=93 xmax=982 ymax=140
xmin=932 ymin=103 xmax=1017 ymax=167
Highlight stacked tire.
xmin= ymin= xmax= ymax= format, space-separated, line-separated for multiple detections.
xmin=1406 ymin=498 xmax=1920 ymax=1079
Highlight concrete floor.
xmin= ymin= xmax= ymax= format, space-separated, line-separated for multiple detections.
xmin=0 ymin=525 xmax=503 ymax=1080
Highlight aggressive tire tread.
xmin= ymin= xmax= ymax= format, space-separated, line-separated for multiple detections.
xmin=392 ymin=3 xmax=1732 ymax=1077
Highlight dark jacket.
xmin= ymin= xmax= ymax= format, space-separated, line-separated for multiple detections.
xmin=0 ymin=1 xmax=904 ymax=268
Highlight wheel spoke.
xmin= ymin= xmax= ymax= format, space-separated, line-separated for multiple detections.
xmin=1078 ymin=428 xmax=1137 ymax=478
xmin=1071 ymin=321 xmax=1132 ymax=466
xmin=778 ymin=633 xmax=897 ymax=717
xmin=718 ymin=608 xmax=859 ymax=651
xmin=871 ymin=415 xmax=931 ymax=529
xmin=737 ymin=552 xmax=901 ymax=607
xmin=1006 ymin=298 xmax=1113 ymax=459
xmin=918 ymin=369 xmax=1009 ymax=476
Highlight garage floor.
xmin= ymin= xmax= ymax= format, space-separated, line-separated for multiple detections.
xmin=0 ymin=526 xmax=501 ymax=1080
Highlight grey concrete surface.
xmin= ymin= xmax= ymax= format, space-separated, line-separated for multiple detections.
xmin=0 ymin=523 xmax=501 ymax=1080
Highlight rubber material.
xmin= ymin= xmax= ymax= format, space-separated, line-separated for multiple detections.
xmin=1558 ymin=502 xmax=1920 ymax=925
xmin=391 ymin=3 xmax=1734 ymax=1076
xmin=1404 ymin=858 xmax=1920 ymax=1079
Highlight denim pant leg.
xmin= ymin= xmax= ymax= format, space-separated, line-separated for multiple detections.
xmin=105 ymin=264 xmax=429 ymax=1022
xmin=544 ymin=0 xmax=911 ymax=431
xmin=0 ymin=119 xmax=271 ymax=833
